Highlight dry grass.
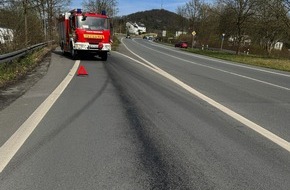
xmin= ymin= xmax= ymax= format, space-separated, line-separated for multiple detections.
xmin=186 ymin=48 xmax=290 ymax=72
xmin=0 ymin=46 xmax=52 ymax=88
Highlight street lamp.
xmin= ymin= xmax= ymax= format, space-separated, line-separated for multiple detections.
xmin=220 ymin=33 xmax=225 ymax=50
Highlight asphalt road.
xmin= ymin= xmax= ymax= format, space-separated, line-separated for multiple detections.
xmin=0 ymin=38 xmax=290 ymax=189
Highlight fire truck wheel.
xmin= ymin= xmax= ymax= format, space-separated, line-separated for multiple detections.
xmin=61 ymin=43 xmax=66 ymax=55
xmin=100 ymin=52 xmax=108 ymax=61
xmin=70 ymin=44 xmax=77 ymax=60
xmin=62 ymin=48 xmax=68 ymax=56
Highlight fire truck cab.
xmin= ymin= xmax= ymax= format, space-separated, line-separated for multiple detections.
xmin=59 ymin=9 xmax=111 ymax=61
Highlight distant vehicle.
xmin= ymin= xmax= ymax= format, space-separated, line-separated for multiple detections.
xmin=143 ymin=36 xmax=154 ymax=41
xmin=126 ymin=35 xmax=131 ymax=39
xmin=175 ymin=41 xmax=188 ymax=48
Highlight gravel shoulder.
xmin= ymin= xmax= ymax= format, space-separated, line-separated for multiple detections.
xmin=0 ymin=52 xmax=51 ymax=111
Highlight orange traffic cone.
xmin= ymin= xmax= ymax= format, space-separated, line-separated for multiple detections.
xmin=77 ymin=65 xmax=88 ymax=76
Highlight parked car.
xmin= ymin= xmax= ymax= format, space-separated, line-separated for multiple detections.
xmin=175 ymin=41 xmax=188 ymax=48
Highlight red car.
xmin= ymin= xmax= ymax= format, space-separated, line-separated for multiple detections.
xmin=175 ymin=41 xmax=188 ymax=48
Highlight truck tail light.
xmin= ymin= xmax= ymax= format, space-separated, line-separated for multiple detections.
xmin=98 ymin=43 xmax=103 ymax=49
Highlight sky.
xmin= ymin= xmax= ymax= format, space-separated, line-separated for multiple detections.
xmin=70 ymin=0 xmax=214 ymax=16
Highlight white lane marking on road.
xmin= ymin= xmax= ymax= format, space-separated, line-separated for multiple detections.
xmin=118 ymin=40 xmax=290 ymax=153
xmin=136 ymin=38 xmax=290 ymax=78
xmin=132 ymin=39 xmax=290 ymax=91
xmin=0 ymin=60 xmax=80 ymax=173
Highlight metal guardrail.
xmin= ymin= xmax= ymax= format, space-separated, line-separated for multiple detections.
xmin=0 ymin=42 xmax=52 ymax=64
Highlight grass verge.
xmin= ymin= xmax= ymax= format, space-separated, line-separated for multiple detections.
xmin=185 ymin=48 xmax=290 ymax=72
xmin=0 ymin=46 xmax=53 ymax=89
xmin=112 ymin=35 xmax=120 ymax=51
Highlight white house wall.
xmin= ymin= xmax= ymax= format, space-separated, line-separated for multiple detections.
xmin=0 ymin=27 xmax=13 ymax=44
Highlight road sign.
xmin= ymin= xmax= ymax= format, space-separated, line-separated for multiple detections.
xmin=192 ymin=31 xmax=196 ymax=36
xmin=162 ymin=30 xmax=166 ymax=37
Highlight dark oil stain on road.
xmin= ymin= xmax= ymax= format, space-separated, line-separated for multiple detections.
xmin=104 ymin=61 xmax=209 ymax=189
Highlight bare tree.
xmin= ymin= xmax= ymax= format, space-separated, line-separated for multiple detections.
xmin=82 ymin=0 xmax=118 ymax=17
xmin=195 ymin=3 xmax=214 ymax=45
xmin=179 ymin=0 xmax=216 ymax=46
xmin=252 ymin=0 xmax=289 ymax=54
xmin=218 ymin=0 xmax=258 ymax=54
xmin=176 ymin=5 xmax=187 ymax=33
xmin=31 ymin=0 xmax=71 ymax=40
xmin=185 ymin=0 xmax=202 ymax=31
xmin=0 ymin=0 xmax=71 ymax=51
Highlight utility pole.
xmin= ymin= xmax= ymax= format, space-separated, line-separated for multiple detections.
xmin=23 ymin=0 xmax=28 ymax=47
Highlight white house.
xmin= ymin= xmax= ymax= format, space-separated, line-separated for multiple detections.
xmin=0 ymin=27 xmax=13 ymax=44
xmin=175 ymin=31 xmax=187 ymax=37
xmin=126 ymin=22 xmax=146 ymax=35
xmin=274 ymin=42 xmax=283 ymax=50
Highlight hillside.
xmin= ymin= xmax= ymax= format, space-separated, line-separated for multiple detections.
xmin=117 ymin=9 xmax=188 ymax=34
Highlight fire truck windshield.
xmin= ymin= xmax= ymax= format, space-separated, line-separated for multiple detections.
xmin=77 ymin=16 xmax=109 ymax=30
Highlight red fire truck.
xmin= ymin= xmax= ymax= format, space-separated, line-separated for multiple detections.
xmin=58 ymin=9 xmax=111 ymax=61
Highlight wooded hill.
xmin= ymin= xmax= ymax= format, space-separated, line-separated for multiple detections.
xmin=114 ymin=9 xmax=188 ymax=35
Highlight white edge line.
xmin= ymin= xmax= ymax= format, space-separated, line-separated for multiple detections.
xmin=0 ymin=60 xmax=80 ymax=173
xmin=133 ymin=39 xmax=290 ymax=91
xmin=136 ymin=38 xmax=290 ymax=78
xmin=117 ymin=40 xmax=290 ymax=153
